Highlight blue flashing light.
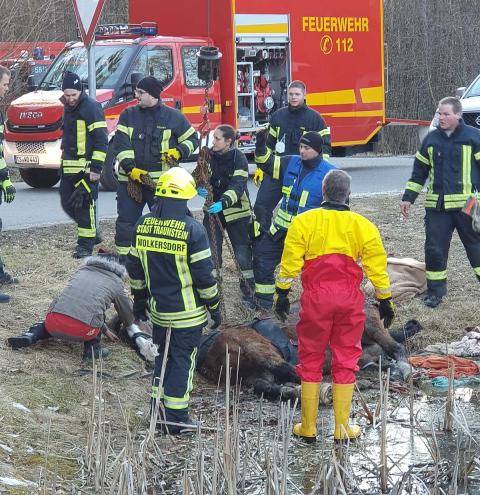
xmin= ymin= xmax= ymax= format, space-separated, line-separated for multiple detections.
xmin=95 ymin=23 xmax=158 ymax=39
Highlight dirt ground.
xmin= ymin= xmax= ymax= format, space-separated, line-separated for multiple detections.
xmin=1 ymin=194 xmax=480 ymax=492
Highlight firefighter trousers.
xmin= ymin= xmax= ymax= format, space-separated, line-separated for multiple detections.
xmin=203 ymin=214 xmax=254 ymax=291
xmin=252 ymin=230 xmax=287 ymax=308
xmin=59 ymin=174 xmax=98 ymax=249
xmin=151 ymin=323 xmax=203 ymax=414
xmin=425 ymin=209 xmax=480 ymax=297
xmin=296 ymin=288 xmax=365 ymax=384
xmin=115 ymin=182 xmax=156 ymax=257
xmin=253 ymin=173 xmax=283 ymax=233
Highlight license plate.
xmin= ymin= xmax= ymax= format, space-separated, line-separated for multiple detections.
xmin=14 ymin=155 xmax=39 ymax=164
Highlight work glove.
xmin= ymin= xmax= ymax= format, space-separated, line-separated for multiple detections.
xmin=253 ymin=168 xmax=264 ymax=187
xmin=1 ymin=178 xmax=16 ymax=203
xmin=273 ymin=287 xmax=291 ymax=322
xmin=197 ymin=187 xmax=208 ymax=198
xmin=255 ymin=128 xmax=268 ymax=149
xmin=69 ymin=178 xmax=92 ymax=208
xmin=207 ymin=201 xmax=223 ymax=214
xmin=129 ymin=167 xmax=149 ymax=182
xmin=378 ymin=297 xmax=396 ymax=329
xmin=207 ymin=301 xmax=222 ymax=329
xmin=166 ymin=148 xmax=181 ymax=161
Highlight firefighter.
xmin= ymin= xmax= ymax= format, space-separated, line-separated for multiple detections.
xmin=60 ymin=71 xmax=108 ymax=258
xmin=7 ymin=250 xmax=134 ymax=360
xmin=253 ymin=130 xmax=336 ymax=309
xmin=0 ymin=65 xmax=17 ymax=303
xmin=197 ymin=125 xmax=254 ymax=303
xmin=114 ymin=76 xmax=199 ymax=262
xmin=126 ymin=167 xmax=221 ymax=435
xmin=253 ymin=80 xmax=331 ymax=232
xmin=274 ymin=170 xmax=395 ymax=442
xmin=401 ymin=96 xmax=480 ymax=308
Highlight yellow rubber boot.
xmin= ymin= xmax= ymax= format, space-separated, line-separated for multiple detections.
xmin=332 ymin=383 xmax=361 ymax=440
xmin=293 ymin=381 xmax=320 ymax=443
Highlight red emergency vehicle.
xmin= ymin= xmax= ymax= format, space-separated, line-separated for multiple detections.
xmin=4 ymin=0 xmax=385 ymax=190
xmin=0 ymin=42 xmax=65 ymax=94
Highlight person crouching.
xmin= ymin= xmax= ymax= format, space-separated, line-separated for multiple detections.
xmin=7 ymin=251 xmax=134 ymax=360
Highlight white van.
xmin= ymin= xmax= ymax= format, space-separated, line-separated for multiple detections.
xmin=457 ymin=77 xmax=480 ymax=128
xmin=430 ymin=78 xmax=480 ymax=131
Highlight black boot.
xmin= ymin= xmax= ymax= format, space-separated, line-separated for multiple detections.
xmin=0 ymin=263 xmax=18 ymax=285
xmin=423 ymin=293 xmax=443 ymax=308
xmin=240 ymin=278 xmax=256 ymax=308
xmin=0 ymin=292 xmax=9 ymax=303
xmin=82 ymin=338 xmax=109 ymax=361
xmin=94 ymin=232 xmax=104 ymax=245
xmin=157 ymin=407 xmax=197 ymax=435
xmin=73 ymin=245 xmax=93 ymax=259
xmin=8 ymin=321 xmax=50 ymax=349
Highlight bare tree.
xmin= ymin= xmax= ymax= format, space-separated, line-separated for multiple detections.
xmin=2 ymin=0 xmax=480 ymax=153
xmin=380 ymin=0 xmax=480 ymax=153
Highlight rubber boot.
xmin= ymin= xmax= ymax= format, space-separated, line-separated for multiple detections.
xmin=332 ymin=383 xmax=361 ymax=441
xmin=293 ymin=381 xmax=321 ymax=443
xmin=8 ymin=321 xmax=50 ymax=349
xmin=0 ymin=292 xmax=9 ymax=303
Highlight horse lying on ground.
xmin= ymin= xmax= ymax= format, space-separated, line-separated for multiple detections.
xmin=195 ymin=302 xmax=421 ymax=402
xmin=111 ymin=302 xmax=421 ymax=402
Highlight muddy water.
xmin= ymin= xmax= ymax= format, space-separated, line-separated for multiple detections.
xmin=286 ymin=385 xmax=480 ymax=494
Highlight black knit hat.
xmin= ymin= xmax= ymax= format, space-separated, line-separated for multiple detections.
xmin=62 ymin=71 xmax=82 ymax=92
xmin=299 ymin=131 xmax=324 ymax=154
xmin=136 ymin=76 xmax=163 ymax=98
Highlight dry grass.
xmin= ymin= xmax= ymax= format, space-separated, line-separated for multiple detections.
xmin=0 ymin=194 xmax=480 ymax=490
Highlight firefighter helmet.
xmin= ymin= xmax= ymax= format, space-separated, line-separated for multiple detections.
xmin=155 ymin=167 xmax=197 ymax=200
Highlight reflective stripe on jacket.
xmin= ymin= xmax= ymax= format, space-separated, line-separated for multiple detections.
xmin=403 ymin=120 xmax=480 ymax=210
xmin=61 ymin=92 xmax=108 ymax=175
xmin=276 ymin=203 xmax=391 ymax=299
xmin=127 ymin=213 xmax=218 ymax=328
xmin=255 ymin=104 xmax=331 ymax=165
xmin=115 ymin=103 xmax=199 ymax=182
xmin=209 ymin=147 xmax=252 ymax=223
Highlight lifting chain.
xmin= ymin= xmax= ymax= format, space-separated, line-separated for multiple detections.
xmin=160 ymin=152 xmax=179 ymax=170
xmin=127 ymin=154 xmax=178 ymax=203
xmin=197 ymin=85 xmax=212 ymax=142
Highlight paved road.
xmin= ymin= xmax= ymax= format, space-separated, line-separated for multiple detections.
xmin=1 ymin=155 xmax=413 ymax=231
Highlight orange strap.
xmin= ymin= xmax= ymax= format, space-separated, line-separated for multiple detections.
xmin=409 ymin=355 xmax=480 ymax=378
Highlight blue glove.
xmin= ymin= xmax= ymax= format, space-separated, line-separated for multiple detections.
xmin=207 ymin=201 xmax=223 ymax=214
xmin=197 ymin=187 xmax=208 ymax=198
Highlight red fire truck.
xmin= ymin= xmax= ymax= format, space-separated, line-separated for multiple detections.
xmin=0 ymin=42 xmax=65 ymax=96
xmin=4 ymin=0 xmax=385 ymax=190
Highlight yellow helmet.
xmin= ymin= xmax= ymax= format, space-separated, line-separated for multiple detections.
xmin=155 ymin=167 xmax=197 ymax=200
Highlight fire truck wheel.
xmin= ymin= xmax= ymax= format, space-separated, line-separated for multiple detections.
xmin=99 ymin=146 xmax=118 ymax=192
xmin=19 ymin=168 xmax=60 ymax=188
